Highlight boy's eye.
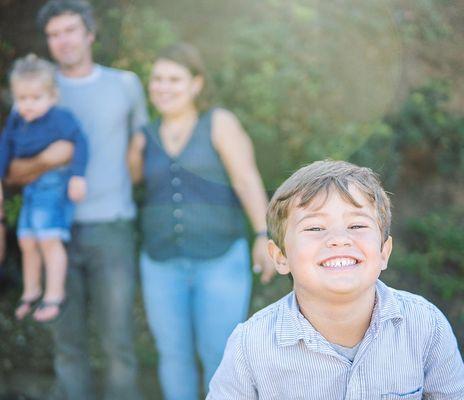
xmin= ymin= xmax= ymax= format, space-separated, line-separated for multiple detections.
xmin=349 ymin=224 xmax=367 ymax=229
xmin=304 ymin=227 xmax=323 ymax=232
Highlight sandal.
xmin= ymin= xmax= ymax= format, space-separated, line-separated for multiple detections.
xmin=33 ymin=298 xmax=67 ymax=323
xmin=15 ymin=294 xmax=42 ymax=320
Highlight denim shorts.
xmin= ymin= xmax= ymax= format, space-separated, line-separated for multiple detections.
xmin=17 ymin=169 xmax=74 ymax=242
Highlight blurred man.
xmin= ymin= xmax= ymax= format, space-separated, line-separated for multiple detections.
xmin=7 ymin=1 xmax=148 ymax=398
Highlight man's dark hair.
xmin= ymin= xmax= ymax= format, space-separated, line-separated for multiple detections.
xmin=37 ymin=0 xmax=96 ymax=33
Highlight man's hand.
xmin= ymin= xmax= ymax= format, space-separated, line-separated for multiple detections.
xmin=252 ymin=236 xmax=276 ymax=284
xmin=68 ymin=176 xmax=87 ymax=202
xmin=6 ymin=141 xmax=74 ymax=186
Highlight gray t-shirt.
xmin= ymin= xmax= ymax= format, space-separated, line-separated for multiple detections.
xmin=330 ymin=341 xmax=361 ymax=362
xmin=57 ymin=65 xmax=148 ymax=223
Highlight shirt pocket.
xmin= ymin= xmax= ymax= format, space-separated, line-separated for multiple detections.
xmin=381 ymin=386 xmax=423 ymax=399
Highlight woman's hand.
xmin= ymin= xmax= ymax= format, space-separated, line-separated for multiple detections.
xmin=252 ymin=236 xmax=276 ymax=284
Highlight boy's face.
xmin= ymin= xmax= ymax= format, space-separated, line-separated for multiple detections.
xmin=45 ymin=13 xmax=94 ymax=70
xmin=269 ymin=185 xmax=392 ymax=303
xmin=12 ymin=79 xmax=57 ymax=122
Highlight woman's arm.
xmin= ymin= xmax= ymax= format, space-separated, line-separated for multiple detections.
xmin=212 ymin=108 xmax=275 ymax=284
xmin=127 ymin=132 xmax=146 ymax=184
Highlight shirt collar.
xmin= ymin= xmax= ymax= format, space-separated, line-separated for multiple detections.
xmin=275 ymin=280 xmax=404 ymax=348
xmin=56 ymin=64 xmax=102 ymax=86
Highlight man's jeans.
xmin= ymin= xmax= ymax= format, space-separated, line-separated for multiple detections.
xmin=140 ymin=238 xmax=252 ymax=400
xmin=48 ymin=220 xmax=141 ymax=400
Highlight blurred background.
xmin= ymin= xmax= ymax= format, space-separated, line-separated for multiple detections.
xmin=0 ymin=0 xmax=463 ymax=398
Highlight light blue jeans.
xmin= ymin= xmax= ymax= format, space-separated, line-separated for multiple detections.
xmin=140 ymin=238 xmax=252 ymax=400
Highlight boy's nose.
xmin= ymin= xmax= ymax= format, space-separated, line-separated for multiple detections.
xmin=325 ymin=231 xmax=353 ymax=248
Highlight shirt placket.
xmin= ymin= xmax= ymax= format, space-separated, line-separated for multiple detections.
xmin=344 ymin=321 xmax=380 ymax=400
xmin=170 ymin=161 xmax=184 ymax=249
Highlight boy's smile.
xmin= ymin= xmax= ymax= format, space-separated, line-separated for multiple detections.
xmin=269 ymin=185 xmax=392 ymax=303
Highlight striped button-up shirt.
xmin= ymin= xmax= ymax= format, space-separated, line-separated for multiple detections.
xmin=207 ymin=281 xmax=464 ymax=399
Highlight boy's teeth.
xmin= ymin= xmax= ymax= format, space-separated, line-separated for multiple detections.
xmin=321 ymin=257 xmax=357 ymax=268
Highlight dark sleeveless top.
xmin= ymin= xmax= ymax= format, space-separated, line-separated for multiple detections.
xmin=140 ymin=109 xmax=247 ymax=261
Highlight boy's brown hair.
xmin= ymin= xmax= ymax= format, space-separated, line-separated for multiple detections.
xmin=266 ymin=160 xmax=391 ymax=253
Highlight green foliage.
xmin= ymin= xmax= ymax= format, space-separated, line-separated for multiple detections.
xmin=111 ymin=4 xmax=178 ymax=84
xmin=394 ymin=0 xmax=452 ymax=42
xmin=351 ymin=80 xmax=464 ymax=186
xmin=390 ymin=210 xmax=464 ymax=300
xmin=213 ymin=0 xmax=401 ymax=189
xmin=386 ymin=80 xmax=464 ymax=179
xmin=3 ymin=194 xmax=21 ymax=228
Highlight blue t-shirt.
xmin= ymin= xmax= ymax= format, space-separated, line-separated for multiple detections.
xmin=56 ymin=65 xmax=148 ymax=223
xmin=0 ymin=106 xmax=88 ymax=178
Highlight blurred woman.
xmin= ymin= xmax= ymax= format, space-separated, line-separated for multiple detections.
xmin=128 ymin=43 xmax=274 ymax=399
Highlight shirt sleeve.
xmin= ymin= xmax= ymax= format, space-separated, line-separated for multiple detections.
xmin=122 ymin=71 xmax=149 ymax=135
xmin=0 ymin=112 xmax=17 ymax=178
xmin=207 ymin=324 xmax=258 ymax=400
xmin=423 ymin=306 xmax=464 ymax=399
xmin=58 ymin=110 xmax=89 ymax=177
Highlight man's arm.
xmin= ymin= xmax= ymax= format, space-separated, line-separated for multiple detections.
xmin=126 ymin=72 xmax=149 ymax=134
xmin=127 ymin=132 xmax=146 ymax=184
xmin=5 ymin=141 xmax=74 ymax=186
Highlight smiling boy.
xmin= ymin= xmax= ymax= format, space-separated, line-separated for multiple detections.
xmin=207 ymin=160 xmax=464 ymax=399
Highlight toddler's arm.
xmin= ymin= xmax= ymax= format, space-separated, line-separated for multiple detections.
xmin=55 ymin=110 xmax=88 ymax=178
xmin=68 ymin=176 xmax=87 ymax=202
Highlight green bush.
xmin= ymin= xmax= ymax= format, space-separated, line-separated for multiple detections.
xmin=391 ymin=210 xmax=464 ymax=300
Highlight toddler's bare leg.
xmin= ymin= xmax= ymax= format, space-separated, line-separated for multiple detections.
xmin=16 ymin=237 xmax=43 ymax=320
xmin=33 ymin=238 xmax=67 ymax=322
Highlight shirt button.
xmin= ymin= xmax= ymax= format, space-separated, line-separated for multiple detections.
xmin=174 ymin=224 xmax=184 ymax=233
xmin=170 ymin=163 xmax=180 ymax=172
xmin=171 ymin=177 xmax=181 ymax=186
xmin=172 ymin=193 xmax=183 ymax=202
xmin=173 ymin=209 xmax=183 ymax=218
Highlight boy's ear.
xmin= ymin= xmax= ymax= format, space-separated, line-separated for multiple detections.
xmin=380 ymin=235 xmax=393 ymax=271
xmin=268 ymin=239 xmax=290 ymax=275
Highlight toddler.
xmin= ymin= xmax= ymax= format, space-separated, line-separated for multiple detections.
xmin=0 ymin=54 xmax=88 ymax=322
